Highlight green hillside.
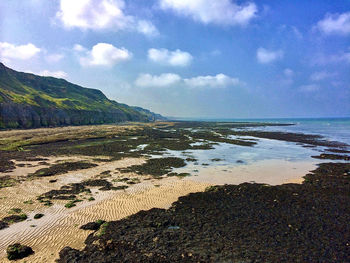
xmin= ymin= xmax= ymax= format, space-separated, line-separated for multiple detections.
xmin=0 ymin=63 xmax=164 ymax=128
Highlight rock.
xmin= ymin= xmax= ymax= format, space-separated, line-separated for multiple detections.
xmin=57 ymin=163 xmax=350 ymax=263
xmin=34 ymin=214 xmax=44 ymax=219
xmin=80 ymin=220 xmax=106 ymax=231
xmin=0 ymin=220 xmax=9 ymax=230
xmin=6 ymin=243 xmax=34 ymax=260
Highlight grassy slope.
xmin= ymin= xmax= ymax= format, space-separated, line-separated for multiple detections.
xmin=0 ymin=63 xmax=157 ymax=121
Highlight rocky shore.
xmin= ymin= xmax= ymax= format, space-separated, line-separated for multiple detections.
xmin=57 ymin=162 xmax=350 ymax=262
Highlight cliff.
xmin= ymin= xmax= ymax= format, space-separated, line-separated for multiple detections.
xmin=0 ymin=63 xmax=165 ymax=129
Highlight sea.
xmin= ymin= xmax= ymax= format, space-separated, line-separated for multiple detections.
xmin=172 ymin=117 xmax=350 ymax=145
xmin=164 ymin=117 xmax=350 ymax=185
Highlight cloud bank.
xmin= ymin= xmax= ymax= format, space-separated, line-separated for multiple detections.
xmin=159 ymin=0 xmax=257 ymax=26
xmin=135 ymin=73 xmax=181 ymax=87
xmin=316 ymin=12 xmax=350 ymax=35
xmin=135 ymin=73 xmax=243 ymax=88
xmin=79 ymin=43 xmax=132 ymax=67
xmin=56 ymin=0 xmax=158 ymax=36
xmin=148 ymin=48 xmax=193 ymax=67
xmin=0 ymin=42 xmax=41 ymax=60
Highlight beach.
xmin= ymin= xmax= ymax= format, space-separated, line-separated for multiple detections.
xmin=0 ymin=121 xmax=349 ymax=262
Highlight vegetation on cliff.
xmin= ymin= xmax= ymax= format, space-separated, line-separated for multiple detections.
xmin=0 ymin=63 xmax=164 ymax=129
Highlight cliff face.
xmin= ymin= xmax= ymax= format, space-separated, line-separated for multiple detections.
xmin=0 ymin=63 xmax=165 ymax=129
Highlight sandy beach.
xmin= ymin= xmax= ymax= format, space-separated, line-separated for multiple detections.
xmin=0 ymin=121 xmax=348 ymax=262
xmin=0 ymin=154 xmax=313 ymax=262
xmin=0 ymin=156 xmax=210 ymax=262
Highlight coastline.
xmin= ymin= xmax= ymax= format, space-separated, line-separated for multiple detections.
xmin=0 ymin=121 xmax=349 ymax=262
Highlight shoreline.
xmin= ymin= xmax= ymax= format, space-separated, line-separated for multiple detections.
xmin=0 ymin=122 xmax=349 ymax=262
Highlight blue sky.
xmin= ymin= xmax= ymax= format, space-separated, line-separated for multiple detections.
xmin=0 ymin=0 xmax=349 ymax=118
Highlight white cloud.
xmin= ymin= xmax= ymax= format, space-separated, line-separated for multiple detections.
xmin=0 ymin=42 xmax=40 ymax=60
xmin=46 ymin=53 xmax=64 ymax=63
xmin=184 ymin=73 xmax=242 ymax=88
xmin=38 ymin=70 xmax=68 ymax=78
xmin=135 ymin=73 xmax=181 ymax=87
xmin=148 ymin=48 xmax=193 ymax=67
xmin=25 ymin=69 xmax=68 ymax=79
xmin=135 ymin=72 xmax=243 ymax=89
xmin=313 ymin=51 xmax=350 ymax=65
xmin=299 ymin=84 xmax=320 ymax=92
xmin=79 ymin=43 xmax=132 ymax=67
xmin=256 ymin=48 xmax=283 ymax=64
xmin=57 ymin=0 xmax=131 ymax=30
xmin=73 ymin=44 xmax=87 ymax=52
xmin=316 ymin=12 xmax=350 ymax=35
xmin=137 ymin=20 xmax=159 ymax=37
xmin=56 ymin=0 xmax=158 ymax=36
xmin=159 ymin=0 xmax=257 ymax=26
xmin=310 ymin=71 xmax=337 ymax=81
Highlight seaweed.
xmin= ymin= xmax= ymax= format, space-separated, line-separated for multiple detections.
xmin=34 ymin=213 xmax=44 ymax=219
xmin=80 ymin=220 xmax=106 ymax=231
xmin=7 ymin=243 xmax=34 ymax=260
xmin=65 ymin=199 xmax=82 ymax=208
xmin=311 ymin=153 xmax=350 ymax=161
xmin=2 ymin=214 xmax=27 ymax=224
xmin=29 ymin=161 xmax=97 ymax=177
xmin=0 ymin=176 xmax=17 ymax=189
xmin=118 ymin=157 xmax=186 ymax=177
xmin=57 ymin=162 xmax=350 ymax=263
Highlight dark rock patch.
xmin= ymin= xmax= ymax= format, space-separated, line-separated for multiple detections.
xmin=7 ymin=243 xmax=34 ymax=260
xmin=83 ymin=179 xmax=112 ymax=191
xmin=2 ymin=214 xmax=27 ymax=224
xmin=38 ymin=183 xmax=87 ymax=200
xmin=118 ymin=157 xmax=186 ymax=177
xmin=228 ymin=130 xmax=348 ymax=148
xmin=80 ymin=220 xmax=106 ymax=231
xmin=325 ymin=148 xmax=350 ymax=154
xmin=34 ymin=213 xmax=44 ymax=219
xmin=0 ymin=220 xmax=9 ymax=230
xmin=312 ymin=153 xmax=350 ymax=161
xmin=29 ymin=162 xmax=97 ymax=177
xmin=0 ymin=175 xmax=17 ymax=189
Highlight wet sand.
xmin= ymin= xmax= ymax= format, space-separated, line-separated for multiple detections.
xmin=182 ymin=159 xmax=316 ymax=185
xmin=0 ymin=156 xmax=315 ymax=262
xmin=0 ymin=122 xmax=328 ymax=262
xmin=0 ymin=157 xmax=210 ymax=262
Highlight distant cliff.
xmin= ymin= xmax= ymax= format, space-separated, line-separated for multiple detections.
xmin=0 ymin=63 xmax=165 ymax=129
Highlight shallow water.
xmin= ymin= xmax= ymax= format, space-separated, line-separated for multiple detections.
xmin=161 ymin=118 xmax=350 ymax=185
xmin=157 ymin=137 xmax=321 ymax=185
xmin=175 ymin=117 xmax=350 ymax=145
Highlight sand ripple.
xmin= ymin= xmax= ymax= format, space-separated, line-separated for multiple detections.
xmin=0 ymin=165 xmax=209 ymax=263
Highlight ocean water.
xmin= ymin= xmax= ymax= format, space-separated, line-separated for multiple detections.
xmin=173 ymin=117 xmax=350 ymax=146
xmin=165 ymin=118 xmax=350 ymax=185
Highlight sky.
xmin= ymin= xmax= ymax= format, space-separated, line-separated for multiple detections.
xmin=0 ymin=0 xmax=349 ymax=118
